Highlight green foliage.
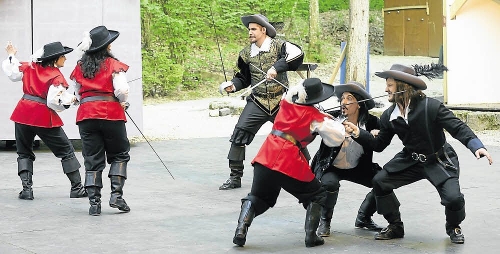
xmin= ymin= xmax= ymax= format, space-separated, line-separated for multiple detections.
xmin=140 ymin=0 xmax=384 ymax=99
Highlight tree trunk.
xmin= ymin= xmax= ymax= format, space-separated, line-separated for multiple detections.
xmin=346 ymin=0 xmax=369 ymax=85
xmin=308 ymin=0 xmax=320 ymax=62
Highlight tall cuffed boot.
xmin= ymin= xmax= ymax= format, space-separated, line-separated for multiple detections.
xmin=18 ymin=158 xmax=34 ymax=200
xmin=317 ymin=190 xmax=338 ymax=237
xmin=85 ymin=171 xmax=103 ymax=216
xmin=62 ymin=156 xmax=87 ymax=198
xmin=305 ymin=202 xmax=325 ymax=247
xmin=66 ymin=171 xmax=87 ymax=198
xmin=219 ymin=160 xmax=244 ymax=190
xmin=109 ymin=162 xmax=130 ymax=212
xmin=233 ymin=200 xmax=255 ymax=247
xmin=374 ymin=192 xmax=404 ymax=240
xmin=355 ymin=190 xmax=383 ymax=231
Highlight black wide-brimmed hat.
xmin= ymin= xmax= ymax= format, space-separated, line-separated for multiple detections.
xmin=241 ymin=14 xmax=277 ymax=38
xmin=86 ymin=26 xmax=120 ymax=53
xmin=334 ymin=81 xmax=375 ymax=110
xmin=294 ymin=78 xmax=335 ymax=105
xmin=37 ymin=42 xmax=73 ymax=61
xmin=375 ymin=64 xmax=427 ymax=90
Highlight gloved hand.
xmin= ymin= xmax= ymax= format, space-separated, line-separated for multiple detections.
xmin=219 ymin=81 xmax=234 ymax=95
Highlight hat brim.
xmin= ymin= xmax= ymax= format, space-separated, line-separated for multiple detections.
xmin=38 ymin=47 xmax=74 ymax=61
xmin=86 ymin=30 xmax=120 ymax=53
xmin=241 ymin=16 xmax=277 ymax=38
xmin=295 ymin=83 xmax=335 ymax=105
xmin=375 ymin=70 xmax=427 ymax=90
xmin=334 ymin=84 xmax=375 ymax=110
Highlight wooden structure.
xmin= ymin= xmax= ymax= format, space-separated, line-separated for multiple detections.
xmin=444 ymin=0 xmax=500 ymax=104
xmin=383 ymin=0 xmax=443 ymax=57
xmin=0 ymin=0 xmax=143 ymax=141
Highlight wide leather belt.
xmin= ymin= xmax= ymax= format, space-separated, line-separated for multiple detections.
xmin=270 ymin=129 xmax=302 ymax=149
xmin=408 ymin=145 xmax=445 ymax=163
xmin=22 ymin=94 xmax=46 ymax=104
xmin=80 ymin=96 xmax=118 ymax=103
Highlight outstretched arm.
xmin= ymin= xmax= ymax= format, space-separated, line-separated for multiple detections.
xmin=2 ymin=41 xmax=23 ymax=82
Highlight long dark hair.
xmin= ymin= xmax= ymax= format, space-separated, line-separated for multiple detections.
xmin=394 ymin=80 xmax=426 ymax=110
xmin=352 ymin=93 xmax=369 ymax=126
xmin=79 ymin=48 xmax=117 ymax=79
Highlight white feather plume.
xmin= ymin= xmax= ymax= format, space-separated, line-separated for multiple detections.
xmin=77 ymin=31 xmax=92 ymax=56
xmin=30 ymin=46 xmax=44 ymax=63
xmin=285 ymin=80 xmax=307 ymax=104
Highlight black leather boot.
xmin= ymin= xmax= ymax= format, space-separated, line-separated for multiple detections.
xmin=109 ymin=162 xmax=130 ymax=212
xmin=219 ymin=160 xmax=243 ymax=190
xmin=18 ymin=158 xmax=34 ymax=200
xmin=62 ymin=156 xmax=86 ymax=198
xmin=317 ymin=190 xmax=338 ymax=237
xmin=66 ymin=171 xmax=88 ymax=198
xmin=87 ymin=187 xmax=102 ymax=216
xmin=355 ymin=191 xmax=383 ymax=231
xmin=18 ymin=171 xmax=34 ymax=200
xmin=85 ymin=171 xmax=103 ymax=216
xmin=233 ymin=200 xmax=255 ymax=247
xmin=446 ymin=224 xmax=465 ymax=244
xmin=375 ymin=211 xmax=404 ymax=240
xmin=305 ymin=202 xmax=324 ymax=247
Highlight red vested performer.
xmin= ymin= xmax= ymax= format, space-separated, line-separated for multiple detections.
xmin=2 ymin=41 xmax=87 ymax=200
xmin=232 ymin=78 xmax=346 ymax=248
xmin=71 ymin=25 xmax=131 ymax=216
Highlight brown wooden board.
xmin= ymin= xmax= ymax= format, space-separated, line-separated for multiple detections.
xmin=404 ymin=9 xmax=429 ymax=56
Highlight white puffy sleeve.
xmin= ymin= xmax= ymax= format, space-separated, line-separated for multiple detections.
xmin=311 ymin=117 xmax=346 ymax=147
xmin=47 ymin=85 xmax=77 ymax=112
xmin=2 ymin=54 xmax=23 ymax=82
xmin=113 ymin=71 xmax=129 ymax=102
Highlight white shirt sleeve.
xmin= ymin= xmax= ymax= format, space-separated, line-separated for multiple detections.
xmin=46 ymin=84 xmax=77 ymax=112
xmin=72 ymin=79 xmax=82 ymax=101
xmin=2 ymin=54 xmax=23 ymax=82
xmin=285 ymin=42 xmax=302 ymax=62
xmin=113 ymin=71 xmax=129 ymax=102
xmin=311 ymin=117 xmax=346 ymax=147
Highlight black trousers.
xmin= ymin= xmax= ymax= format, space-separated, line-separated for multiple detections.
xmin=372 ymin=164 xmax=465 ymax=224
xmin=15 ymin=122 xmax=76 ymax=162
xmin=243 ymin=163 xmax=326 ymax=216
xmin=77 ymin=119 xmax=130 ymax=172
xmin=234 ymin=98 xmax=277 ymax=135
xmin=320 ymin=164 xmax=377 ymax=192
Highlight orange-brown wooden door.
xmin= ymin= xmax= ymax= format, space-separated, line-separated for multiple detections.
xmin=404 ymin=9 xmax=429 ymax=56
xmin=384 ymin=9 xmax=404 ymax=55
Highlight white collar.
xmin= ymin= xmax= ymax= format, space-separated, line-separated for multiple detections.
xmin=389 ymin=101 xmax=411 ymax=123
xmin=250 ymin=36 xmax=272 ymax=57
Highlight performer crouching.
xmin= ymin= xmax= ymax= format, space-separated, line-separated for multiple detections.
xmin=232 ymin=78 xmax=346 ymax=247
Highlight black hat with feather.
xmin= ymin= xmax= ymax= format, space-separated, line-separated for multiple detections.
xmin=375 ymin=63 xmax=448 ymax=90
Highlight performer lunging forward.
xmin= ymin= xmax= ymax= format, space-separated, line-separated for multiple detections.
xmin=233 ymin=78 xmax=346 ymax=247
xmin=344 ymin=64 xmax=493 ymax=244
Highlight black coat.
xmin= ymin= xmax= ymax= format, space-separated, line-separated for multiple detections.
xmin=311 ymin=111 xmax=380 ymax=179
xmin=354 ymin=97 xmax=485 ymax=186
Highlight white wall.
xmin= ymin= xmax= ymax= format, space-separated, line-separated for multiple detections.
xmin=0 ymin=0 xmax=143 ymax=140
xmin=446 ymin=0 xmax=500 ymax=104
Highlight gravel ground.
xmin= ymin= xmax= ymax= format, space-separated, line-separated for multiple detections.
xmin=141 ymin=56 xmax=500 ymax=147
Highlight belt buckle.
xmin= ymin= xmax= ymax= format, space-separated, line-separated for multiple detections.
xmin=411 ymin=152 xmax=427 ymax=162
